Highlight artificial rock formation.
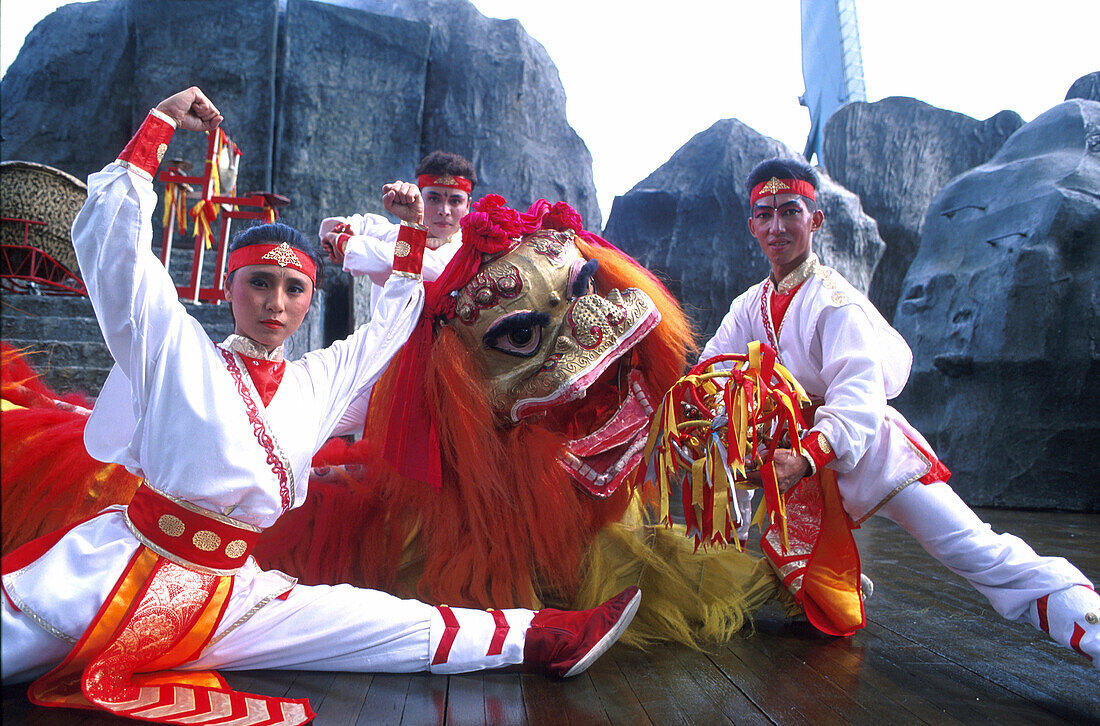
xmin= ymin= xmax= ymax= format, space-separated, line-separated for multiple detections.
xmin=1066 ymin=71 xmax=1100 ymax=102
xmin=893 ymin=100 xmax=1100 ymax=511
xmin=603 ymin=118 xmax=883 ymax=342
xmin=1 ymin=0 xmax=597 ymax=339
xmin=822 ymin=97 xmax=1023 ymax=321
xmin=0 ymin=0 xmax=135 ymax=186
xmin=334 ymin=0 xmax=601 ymax=228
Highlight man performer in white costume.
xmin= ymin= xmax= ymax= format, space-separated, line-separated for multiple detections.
xmin=701 ymin=157 xmax=1098 ymax=667
xmin=318 ymin=151 xmax=475 ymax=319
xmin=317 ymin=153 xmax=476 ymax=436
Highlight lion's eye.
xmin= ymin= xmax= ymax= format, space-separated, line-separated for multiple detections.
xmin=510 ymin=327 xmax=533 ymax=346
xmin=495 ymin=326 xmax=540 ymax=355
xmin=483 ymin=311 xmax=549 ymax=357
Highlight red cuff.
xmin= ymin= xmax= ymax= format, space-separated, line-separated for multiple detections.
xmin=335 ymin=233 xmax=351 ymax=255
xmin=800 ymin=430 xmax=836 ymax=472
xmin=393 ymin=222 xmax=427 ymax=275
xmin=116 ymin=110 xmax=175 ymax=180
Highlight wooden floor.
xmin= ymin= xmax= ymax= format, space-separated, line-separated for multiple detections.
xmin=4 ymin=508 xmax=1098 ymax=725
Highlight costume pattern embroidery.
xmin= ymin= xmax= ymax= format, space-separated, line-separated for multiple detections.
xmin=218 ymin=347 xmax=291 ymax=513
xmin=759 ymin=279 xmax=783 ymax=365
xmin=82 ymin=559 xmax=217 ymax=703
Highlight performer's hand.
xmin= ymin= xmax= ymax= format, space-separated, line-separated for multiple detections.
xmin=772 ymin=449 xmax=811 ymax=493
xmin=320 ymin=223 xmax=351 ymax=265
xmin=740 ymin=448 xmax=810 ymax=493
xmin=382 ymin=181 xmax=424 ymax=226
xmin=320 ymin=233 xmax=345 ymax=265
xmin=155 ymin=87 xmax=222 ymax=132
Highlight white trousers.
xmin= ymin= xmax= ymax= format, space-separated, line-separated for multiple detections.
xmin=874 ymin=481 xmax=1091 ymax=621
xmin=2 ymin=580 xmax=533 ymax=684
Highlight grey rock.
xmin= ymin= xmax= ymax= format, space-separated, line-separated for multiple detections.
xmin=822 ymin=97 xmax=1023 ymax=321
xmin=1066 ymin=72 xmax=1100 ymax=102
xmin=132 ymin=0 xmax=280 ymax=199
xmin=330 ymin=0 xmax=601 ymax=228
xmin=275 ymin=0 xmax=428 ymax=338
xmin=0 ymin=0 xmax=134 ymax=184
xmin=350 ymin=276 xmax=374 ymax=330
xmin=275 ymin=0 xmax=428 ymax=234
xmin=603 ymin=118 xmax=883 ymax=342
xmin=2 ymin=0 xmax=600 ymax=341
xmin=893 ymin=100 xmax=1100 ymax=511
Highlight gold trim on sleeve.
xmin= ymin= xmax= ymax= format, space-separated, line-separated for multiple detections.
xmin=114 ymin=159 xmax=154 ymax=182
xmin=149 ymin=107 xmax=179 ymax=129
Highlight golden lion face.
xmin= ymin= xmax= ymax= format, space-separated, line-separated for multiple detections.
xmin=451 ymin=229 xmax=660 ymax=425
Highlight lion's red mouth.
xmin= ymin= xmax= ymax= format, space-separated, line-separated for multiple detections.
xmin=553 ymin=369 xmax=655 ymax=498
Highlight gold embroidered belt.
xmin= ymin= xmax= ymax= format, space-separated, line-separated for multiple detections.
xmin=126 ymin=484 xmax=262 ymax=574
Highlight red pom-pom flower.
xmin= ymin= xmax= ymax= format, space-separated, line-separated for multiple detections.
xmin=460 ymin=194 xmax=541 ymax=254
xmin=541 ymin=201 xmax=583 ymax=232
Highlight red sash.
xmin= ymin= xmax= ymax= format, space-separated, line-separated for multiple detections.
xmin=760 ymin=468 xmax=864 ymax=636
xmin=27 ymin=486 xmax=314 ymax=725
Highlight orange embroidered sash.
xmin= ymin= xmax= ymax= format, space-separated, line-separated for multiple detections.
xmin=28 ymin=487 xmax=314 ymax=725
xmin=760 ymin=468 xmax=864 ymax=636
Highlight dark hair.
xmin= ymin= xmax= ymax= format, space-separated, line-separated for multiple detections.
xmin=746 ymin=158 xmax=820 ymax=211
xmin=226 ymin=222 xmax=324 ymax=290
xmin=415 ymin=150 xmax=477 ymax=189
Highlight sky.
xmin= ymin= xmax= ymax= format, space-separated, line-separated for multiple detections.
xmin=3 ymin=1 xmax=1098 ymax=220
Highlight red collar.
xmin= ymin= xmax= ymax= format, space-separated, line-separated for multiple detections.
xmin=238 ymin=355 xmax=286 ymax=407
xmin=769 ymin=278 xmax=807 ymax=332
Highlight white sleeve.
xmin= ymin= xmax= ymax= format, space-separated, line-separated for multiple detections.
xmin=330 ymin=389 xmax=371 ymax=438
xmin=808 ymin=304 xmax=888 ymax=473
xmin=339 ymin=214 xmax=401 ymax=286
xmin=72 ymin=163 xmax=201 ymax=398
xmin=295 ymin=272 xmax=424 ymax=448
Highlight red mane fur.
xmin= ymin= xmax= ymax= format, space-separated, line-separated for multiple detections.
xmin=256 ymin=243 xmax=695 ymax=608
xmin=1 ymin=345 xmax=141 ymax=554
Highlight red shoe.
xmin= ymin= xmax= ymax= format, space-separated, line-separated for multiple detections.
xmin=523 ymin=586 xmax=641 ymax=679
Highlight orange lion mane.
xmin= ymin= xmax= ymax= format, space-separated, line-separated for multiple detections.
xmin=254 ymin=240 xmax=695 ymax=609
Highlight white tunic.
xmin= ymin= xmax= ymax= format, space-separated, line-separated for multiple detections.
xmin=700 ymin=259 xmax=935 ymax=522
xmin=2 ymin=162 xmax=425 ymax=647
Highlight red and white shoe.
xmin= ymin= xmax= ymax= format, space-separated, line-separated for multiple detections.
xmin=524 ymin=586 xmax=642 ymax=679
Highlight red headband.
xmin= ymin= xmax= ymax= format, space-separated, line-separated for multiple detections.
xmin=417 ymin=174 xmax=473 ymax=194
xmin=750 ymin=176 xmax=817 ymax=205
xmin=227 ymin=241 xmax=317 ymax=282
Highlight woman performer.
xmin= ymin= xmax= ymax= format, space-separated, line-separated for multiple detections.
xmin=0 ymin=87 xmax=639 ymax=726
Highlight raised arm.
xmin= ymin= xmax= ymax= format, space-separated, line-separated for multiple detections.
xmin=318 ymin=182 xmax=454 ymax=286
xmin=72 ymin=87 xmax=222 ymax=385
xmin=298 ymin=221 xmax=428 ymax=444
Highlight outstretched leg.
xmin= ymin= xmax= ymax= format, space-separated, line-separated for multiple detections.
xmin=2 ymin=596 xmax=74 ymax=684
xmin=875 ymin=480 xmax=1097 ymax=667
xmin=186 ymin=581 xmax=640 ymax=678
